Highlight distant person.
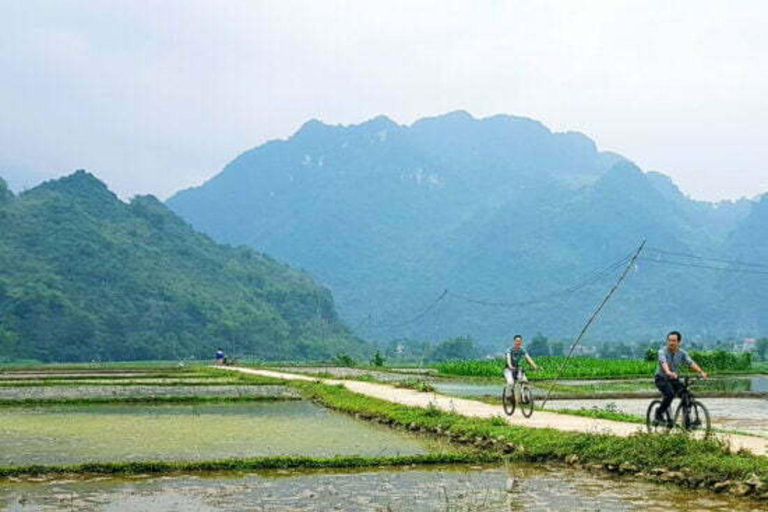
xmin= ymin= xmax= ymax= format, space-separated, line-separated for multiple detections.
xmin=215 ymin=348 xmax=225 ymax=366
xmin=654 ymin=331 xmax=707 ymax=424
xmin=504 ymin=334 xmax=539 ymax=388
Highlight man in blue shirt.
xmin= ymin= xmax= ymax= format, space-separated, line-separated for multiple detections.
xmin=504 ymin=334 xmax=539 ymax=387
xmin=654 ymin=331 xmax=707 ymax=422
xmin=215 ymin=348 xmax=225 ymax=366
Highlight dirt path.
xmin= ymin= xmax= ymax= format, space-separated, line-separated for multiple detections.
xmin=221 ymin=367 xmax=768 ymax=456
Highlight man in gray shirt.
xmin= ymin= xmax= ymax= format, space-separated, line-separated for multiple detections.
xmin=654 ymin=331 xmax=708 ymax=423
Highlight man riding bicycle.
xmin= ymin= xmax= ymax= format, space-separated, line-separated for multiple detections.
xmin=504 ymin=334 xmax=539 ymax=388
xmin=654 ymin=331 xmax=707 ymax=425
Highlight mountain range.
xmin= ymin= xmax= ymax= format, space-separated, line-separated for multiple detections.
xmin=167 ymin=111 xmax=767 ymax=347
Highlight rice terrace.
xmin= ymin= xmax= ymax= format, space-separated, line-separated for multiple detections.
xmin=2 ymin=1 xmax=768 ymax=511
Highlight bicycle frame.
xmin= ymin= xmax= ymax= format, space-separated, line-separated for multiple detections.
xmin=675 ymin=376 xmax=696 ymax=407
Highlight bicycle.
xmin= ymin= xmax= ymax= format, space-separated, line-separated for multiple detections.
xmin=502 ymin=369 xmax=535 ymax=418
xmin=645 ymin=376 xmax=711 ymax=437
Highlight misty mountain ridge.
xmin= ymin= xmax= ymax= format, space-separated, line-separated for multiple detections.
xmin=164 ymin=111 xmax=767 ymax=345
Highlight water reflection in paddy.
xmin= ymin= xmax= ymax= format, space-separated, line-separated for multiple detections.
xmin=0 ymin=464 xmax=763 ymax=512
xmin=0 ymin=401 xmax=444 ymax=466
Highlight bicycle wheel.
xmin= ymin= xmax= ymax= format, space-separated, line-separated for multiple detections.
xmin=646 ymin=400 xmax=672 ymax=433
xmin=674 ymin=400 xmax=711 ymax=439
xmin=520 ymin=384 xmax=534 ymax=418
xmin=502 ymin=385 xmax=516 ymax=416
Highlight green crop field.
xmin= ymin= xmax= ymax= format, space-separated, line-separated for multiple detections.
xmin=436 ymin=357 xmax=655 ymax=379
xmin=434 ymin=352 xmax=756 ymax=380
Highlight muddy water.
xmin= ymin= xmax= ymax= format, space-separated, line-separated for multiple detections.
xmin=543 ymin=397 xmax=768 ymax=437
xmin=0 ymin=464 xmax=763 ymax=512
xmin=0 ymin=402 xmax=445 ymax=466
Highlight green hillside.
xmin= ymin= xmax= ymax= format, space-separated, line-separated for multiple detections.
xmin=0 ymin=172 xmax=364 ymax=362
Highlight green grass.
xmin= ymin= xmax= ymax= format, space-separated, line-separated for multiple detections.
xmin=394 ymin=379 xmax=437 ymax=393
xmin=542 ymin=406 xmax=645 ymax=424
xmin=435 ymin=357 xmax=654 ymax=379
xmin=0 ymin=394 xmax=299 ymax=408
xmin=435 ymin=356 xmax=764 ymax=380
xmin=0 ymin=452 xmax=499 ymax=478
xmin=296 ymin=382 xmax=768 ymax=491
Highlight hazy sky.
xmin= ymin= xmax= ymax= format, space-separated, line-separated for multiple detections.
xmin=1 ymin=1 xmax=766 ymax=201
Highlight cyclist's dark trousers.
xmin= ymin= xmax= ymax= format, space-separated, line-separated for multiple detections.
xmin=655 ymin=376 xmax=682 ymax=417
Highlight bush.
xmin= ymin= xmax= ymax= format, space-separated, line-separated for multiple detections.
xmin=334 ymin=353 xmax=357 ymax=367
xmin=689 ymin=350 xmax=751 ymax=371
xmin=370 ymin=350 xmax=385 ymax=367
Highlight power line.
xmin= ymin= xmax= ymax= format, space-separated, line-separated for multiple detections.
xmin=355 ymin=250 xmax=638 ymax=333
xmin=645 ymin=247 xmax=768 ymax=270
xmin=639 ymin=257 xmax=768 ymax=276
xmin=450 ymin=253 xmax=633 ymax=308
xmin=540 ymin=240 xmax=646 ymax=408
xmin=363 ymin=289 xmax=449 ymax=330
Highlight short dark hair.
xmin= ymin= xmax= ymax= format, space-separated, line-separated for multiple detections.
xmin=667 ymin=331 xmax=682 ymax=342
xmin=513 ymin=334 xmax=523 ymax=341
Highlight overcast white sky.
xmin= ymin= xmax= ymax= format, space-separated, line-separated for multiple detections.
xmin=1 ymin=0 xmax=766 ymax=201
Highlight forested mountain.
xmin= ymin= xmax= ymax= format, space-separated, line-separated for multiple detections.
xmin=167 ymin=112 xmax=768 ymax=346
xmin=0 ymin=172 xmax=363 ymax=362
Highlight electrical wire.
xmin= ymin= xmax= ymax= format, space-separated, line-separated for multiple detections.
xmin=450 ymin=253 xmax=633 ymax=308
xmin=639 ymin=257 xmax=768 ymax=276
xmin=645 ymin=247 xmax=768 ymax=270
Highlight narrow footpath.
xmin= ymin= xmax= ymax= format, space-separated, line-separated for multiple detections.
xmin=223 ymin=367 xmax=767 ymax=456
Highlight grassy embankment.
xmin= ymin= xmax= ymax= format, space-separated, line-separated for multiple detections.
xmin=295 ymin=381 xmax=767 ymax=499
xmin=0 ymin=394 xmax=300 ymax=408
xmin=0 ymin=453 xmax=497 ymax=479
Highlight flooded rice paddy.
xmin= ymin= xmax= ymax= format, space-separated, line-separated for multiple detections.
xmin=0 ymin=401 xmax=445 ymax=466
xmin=1 ymin=463 xmax=764 ymax=512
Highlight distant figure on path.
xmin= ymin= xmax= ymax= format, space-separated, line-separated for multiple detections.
xmin=654 ymin=331 xmax=707 ymax=423
xmin=215 ymin=348 xmax=225 ymax=366
xmin=504 ymin=334 xmax=539 ymax=388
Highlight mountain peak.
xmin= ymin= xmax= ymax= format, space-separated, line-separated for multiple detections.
xmin=434 ymin=110 xmax=475 ymax=122
xmin=23 ymin=170 xmax=122 ymax=218
xmin=294 ymin=118 xmax=331 ymax=138
xmin=592 ymin=161 xmax=661 ymax=201
xmin=357 ymin=114 xmax=399 ymax=132
xmin=646 ymin=171 xmax=685 ymax=201
xmin=33 ymin=170 xmax=114 ymax=197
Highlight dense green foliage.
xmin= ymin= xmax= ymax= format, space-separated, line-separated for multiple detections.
xmin=644 ymin=349 xmax=753 ymax=371
xmin=436 ymin=357 xmax=655 ymax=379
xmin=0 ymin=171 xmax=365 ymax=362
xmin=168 ymin=112 xmax=768 ymax=344
xmin=435 ymin=353 xmax=755 ymax=379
